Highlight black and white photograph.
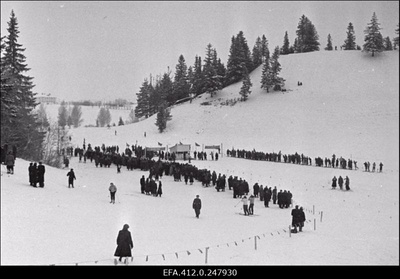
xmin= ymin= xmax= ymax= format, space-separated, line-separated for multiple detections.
xmin=1 ymin=1 xmax=399 ymax=266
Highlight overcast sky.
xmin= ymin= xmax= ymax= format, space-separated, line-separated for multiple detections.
xmin=1 ymin=1 xmax=399 ymax=102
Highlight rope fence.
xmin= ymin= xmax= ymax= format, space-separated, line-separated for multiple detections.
xmin=50 ymin=205 xmax=324 ymax=266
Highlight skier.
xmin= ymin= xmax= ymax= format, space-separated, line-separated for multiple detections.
xmin=114 ymin=224 xmax=133 ymax=265
xmin=248 ymin=195 xmax=255 ymax=215
xmin=192 ymin=195 xmax=202 ymax=218
xmin=345 ymin=176 xmax=350 ymax=191
xmin=37 ymin=162 xmax=45 ymax=188
xmin=332 ymin=176 xmax=337 ymax=189
xmin=67 ymin=168 xmax=76 ymax=188
xmin=109 ymin=182 xmax=117 ymax=204
xmin=241 ymin=195 xmax=249 ymax=216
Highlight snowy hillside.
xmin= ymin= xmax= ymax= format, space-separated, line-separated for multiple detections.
xmin=1 ymin=50 xmax=398 ymax=265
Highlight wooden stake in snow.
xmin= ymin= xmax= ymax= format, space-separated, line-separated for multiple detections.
xmin=289 ymin=225 xmax=291 ymax=237
xmin=205 ymin=247 xmax=209 ymax=264
xmin=314 ymin=218 xmax=316 ymax=231
xmin=254 ymin=236 xmax=257 ymax=250
xmin=320 ymin=211 xmax=323 ymax=222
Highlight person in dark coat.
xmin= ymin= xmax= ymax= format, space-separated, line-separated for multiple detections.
xmin=264 ymin=187 xmax=271 ymax=207
xmin=28 ymin=162 xmax=35 ymax=186
xmin=5 ymin=151 xmax=15 ymax=174
xmin=291 ymin=205 xmax=301 ymax=232
xmin=253 ymin=183 xmax=260 ymax=197
xmin=192 ymin=195 xmax=202 ymax=218
xmin=189 ymin=172 xmax=194 ymax=185
xmin=272 ymin=186 xmax=277 ymax=204
xmin=156 ymin=180 xmax=163 ymax=197
xmin=114 ymin=224 xmax=133 ymax=264
xmin=109 ymin=182 xmax=117 ymax=204
xmin=67 ymin=168 xmax=76 ymax=188
xmin=37 ymin=162 xmax=45 ymax=187
xmin=332 ymin=176 xmax=337 ymax=189
xmin=31 ymin=163 xmax=38 ymax=187
xmin=140 ymin=175 xmax=146 ymax=194
xmin=338 ymin=176 xmax=344 ymax=190
xmin=345 ymin=176 xmax=350 ymax=191
xmin=299 ymin=207 xmax=306 ymax=232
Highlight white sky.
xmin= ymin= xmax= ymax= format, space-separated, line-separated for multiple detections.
xmin=1 ymin=1 xmax=399 ymax=102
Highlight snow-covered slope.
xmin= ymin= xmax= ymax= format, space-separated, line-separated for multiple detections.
xmin=1 ymin=50 xmax=398 ymax=265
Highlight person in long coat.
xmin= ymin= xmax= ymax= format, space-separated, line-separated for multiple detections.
xmin=156 ymin=180 xmax=163 ymax=197
xmin=338 ymin=176 xmax=344 ymax=190
xmin=28 ymin=162 xmax=35 ymax=186
xmin=299 ymin=207 xmax=306 ymax=232
xmin=109 ymin=182 xmax=117 ymax=204
xmin=264 ymin=187 xmax=271 ymax=208
xmin=192 ymin=195 xmax=202 ymax=218
xmin=332 ymin=176 xmax=337 ymax=189
xmin=114 ymin=224 xmax=133 ymax=263
xmin=345 ymin=176 xmax=350 ymax=191
xmin=5 ymin=151 xmax=15 ymax=174
xmin=37 ymin=162 xmax=45 ymax=187
xmin=67 ymin=168 xmax=76 ymax=188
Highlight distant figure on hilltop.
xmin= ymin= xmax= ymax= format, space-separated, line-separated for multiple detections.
xmin=192 ymin=195 xmax=202 ymax=218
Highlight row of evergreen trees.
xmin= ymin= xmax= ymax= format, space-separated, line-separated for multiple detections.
xmin=1 ymin=11 xmax=45 ymax=161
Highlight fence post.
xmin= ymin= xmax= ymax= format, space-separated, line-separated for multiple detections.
xmin=289 ymin=225 xmax=291 ymax=237
xmin=314 ymin=218 xmax=316 ymax=231
xmin=254 ymin=236 xmax=257 ymax=250
xmin=320 ymin=211 xmax=323 ymax=222
xmin=205 ymin=247 xmax=209 ymax=264
xmin=313 ymin=205 xmax=315 ymax=215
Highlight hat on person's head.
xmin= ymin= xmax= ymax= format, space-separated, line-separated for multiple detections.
xmin=196 ymin=195 xmax=199 ymax=197
xmin=123 ymin=224 xmax=129 ymax=230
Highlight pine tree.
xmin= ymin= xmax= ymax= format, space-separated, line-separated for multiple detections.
xmin=157 ymin=71 xmax=173 ymax=107
xmin=1 ymin=10 xmax=44 ymax=160
xmin=325 ymin=34 xmax=333 ymax=50
xmin=295 ymin=15 xmax=320 ymax=52
xmin=97 ymin=107 xmax=111 ymax=127
xmin=239 ymin=65 xmax=252 ymax=101
xmin=363 ymin=12 xmax=384 ymax=56
xmin=70 ymin=104 xmax=83 ymax=128
xmin=343 ymin=23 xmax=357 ymax=50
xmin=155 ymin=102 xmax=172 ymax=133
xmin=281 ymin=31 xmax=290 ymax=55
xmin=190 ymin=55 xmax=204 ymax=96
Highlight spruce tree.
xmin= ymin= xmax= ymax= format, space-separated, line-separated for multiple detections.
xmin=70 ymin=104 xmax=83 ymax=128
xmin=155 ymin=102 xmax=172 ymax=133
xmin=190 ymin=55 xmax=204 ymax=96
xmin=260 ymin=35 xmax=270 ymax=62
xmin=1 ymin=10 xmax=44 ymax=160
xmin=325 ymin=34 xmax=333 ymax=50
xmin=202 ymin=43 xmax=222 ymax=97
xmin=343 ymin=23 xmax=357 ymax=50
xmin=173 ymin=54 xmax=190 ymax=102
xmin=239 ymin=65 xmax=252 ymax=101
xmin=252 ymin=36 xmax=263 ymax=68
xmin=225 ymin=31 xmax=254 ymax=86
xmin=270 ymin=46 xmax=285 ymax=91
xmin=295 ymin=15 xmax=320 ymax=52
xmin=363 ymin=12 xmax=384 ymax=56
xmin=134 ymin=78 xmax=151 ymax=119
xmin=281 ymin=31 xmax=290 ymax=55
xmin=384 ymin=36 xmax=393 ymax=50
xmin=260 ymin=56 xmax=273 ymax=92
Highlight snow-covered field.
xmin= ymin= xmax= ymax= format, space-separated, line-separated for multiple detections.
xmin=1 ymin=50 xmax=398 ymax=265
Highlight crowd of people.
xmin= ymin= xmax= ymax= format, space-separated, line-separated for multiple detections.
xmin=226 ymin=148 xmax=383 ymax=173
